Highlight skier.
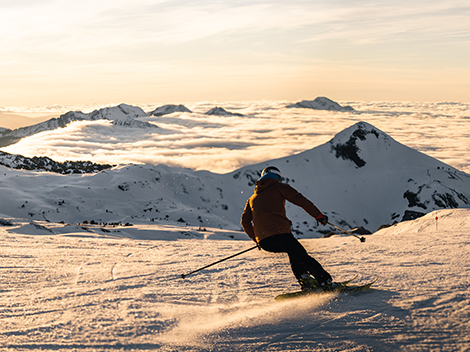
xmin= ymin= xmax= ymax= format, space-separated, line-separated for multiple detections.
xmin=241 ymin=166 xmax=338 ymax=291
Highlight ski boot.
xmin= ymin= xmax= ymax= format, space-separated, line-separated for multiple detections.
xmin=320 ymin=279 xmax=345 ymax=292
xmin=299 ymin=273 xmax=318 ymax=291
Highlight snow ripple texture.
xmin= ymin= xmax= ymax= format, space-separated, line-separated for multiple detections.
xmin=1 ymin=209 xmax=470 ymax=351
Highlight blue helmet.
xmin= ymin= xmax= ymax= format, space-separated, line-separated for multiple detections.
xmin=260 ymin=166 xmax=282 ymax=181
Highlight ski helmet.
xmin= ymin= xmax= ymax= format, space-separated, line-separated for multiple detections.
xmin=260 ymin=166 xmax=282 ymax=181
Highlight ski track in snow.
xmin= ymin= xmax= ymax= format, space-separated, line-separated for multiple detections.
xmin=1 ymin=209 xmax=470 ymax=351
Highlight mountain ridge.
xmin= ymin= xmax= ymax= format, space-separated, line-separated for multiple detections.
xmin=0 ymin=150 xmax=112 ymax=174
xmin=0 ymin=121 xmax=468 ymax=237
xmin=0 ymin=98 xmax=348 ymax=148
xmin=0 ymin=103 xmax=155 ymax=147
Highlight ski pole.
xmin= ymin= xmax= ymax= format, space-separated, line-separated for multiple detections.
xmin=181 ymin=245 xmax=259 ymax=279
xmin=327 ymin=222 xmax=366 ymax=242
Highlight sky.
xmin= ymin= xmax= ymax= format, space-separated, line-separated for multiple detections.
xmin=1 ymin=0 xmax=470 ymax=107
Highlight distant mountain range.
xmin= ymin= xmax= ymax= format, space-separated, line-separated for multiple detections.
xmin=1 ymin=121 xmax=468 ymax=237
xmin=0 ymin=104 xmax=156 ymax=147
xmin=0 ymin=98 xmax=349 ymax=148
xmin=0 ymin=150 xmax=111 ymax=174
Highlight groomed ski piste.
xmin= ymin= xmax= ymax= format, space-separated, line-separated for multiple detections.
xmin=1 ymin=208 xmax=470 ymax=351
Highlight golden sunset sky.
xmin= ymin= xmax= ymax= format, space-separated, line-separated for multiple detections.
xmin=1 ymin=0 xmax=469 ymax=107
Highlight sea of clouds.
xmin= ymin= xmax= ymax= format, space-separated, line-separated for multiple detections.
xmin=2 ymin=100 xmax=469 ymax=174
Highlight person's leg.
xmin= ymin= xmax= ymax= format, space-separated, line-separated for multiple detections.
xmin=259 ymin=233 xmax=332 ymax=285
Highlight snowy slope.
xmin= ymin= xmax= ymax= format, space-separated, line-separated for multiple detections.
xmin=0 ymin=122 xmax=469 ymax=236
xmin=1 ymin=209 xmax=470 ymax=351
xmin=242 ymin=121 xmax=470 ymax=233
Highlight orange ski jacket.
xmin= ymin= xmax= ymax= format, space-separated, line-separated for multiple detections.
xmin=241 ymin=178 xmax=324 ymax=243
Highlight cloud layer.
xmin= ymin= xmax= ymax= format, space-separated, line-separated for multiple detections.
xmin=3 ymin=100 xmax=470 ymax=174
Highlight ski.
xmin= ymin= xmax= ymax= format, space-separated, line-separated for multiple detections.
xmin=275 ymin=277 xmax=376 ymax=301
xmin=274 ymin=275 xmax=359 ymax=300
xmin=307 ymin=274 xmax=359 ymax=288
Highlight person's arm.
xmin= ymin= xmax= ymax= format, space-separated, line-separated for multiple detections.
xmin=241 ymin=200 xmax=257 ymax=242
xmin=279 ymin=183 xmax=327 ymax=223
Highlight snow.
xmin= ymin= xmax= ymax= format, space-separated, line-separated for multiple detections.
xmin=1 ymin=208 xmax=470 ymax=351
xmin=1 ymin=103 xmax=470 ymax=350
xmin=1 ymin=121 xmax=469 ymax=238
xmin=0 ymin=103 xmax=149 ymax=140
xmin=89 ymin=104 xmax=147 ymax=122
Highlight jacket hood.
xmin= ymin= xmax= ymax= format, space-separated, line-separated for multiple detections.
xmin=254 ymin=178 xmax=279 ymax=194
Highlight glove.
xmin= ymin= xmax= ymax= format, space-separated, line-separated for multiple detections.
xmin=317 ymin=214 xmax=329 ymax=226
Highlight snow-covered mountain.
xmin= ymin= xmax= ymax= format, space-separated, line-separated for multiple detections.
xmin=0 ymin=150 xmax=112 ymax=174
xmin=0 ymin=121 xmax=468 ymax=235
xmin=0 ymin=104 xmax=157 ymax=147
xmin=0 ymin=103 xmax=246 ymax=149
xmin=287 ymin=97 xmax=355 ymax=111
xmin=148 ymin=104 xmax=192 ymax=116
xmin=205 ymin=107 xmax=244 ymax=116
xmin=229 ymin=121 xmax=470 ymax=233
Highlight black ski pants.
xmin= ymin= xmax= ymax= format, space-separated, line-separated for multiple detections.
xmin=259 ymin=233 xmax=332 ymax=285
